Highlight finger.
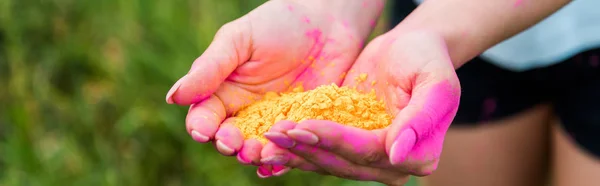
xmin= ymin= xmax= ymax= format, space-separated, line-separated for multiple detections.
xmin=261 ymin=120 xmax=320 ymax=172
xmin=237 ymin=138 xmax=262 ymax=166
xmin=214 ymin=83 xmax=260 ymax=116
xmin=261 ymin=142 xmax=319 ymax=172
xmin=269 ymin=120 xmax=297 ymax=133
xmin=214 ymin=118 xmax=243 ymax=156
xmin=257 ymin=164 xmax=273 ymax=178
xmin=166 ymin=20 xmax=251 ymax=105
xmin=291 ymin=120 xmax=389 ymax=167
xmin=290 ymin=141 xmax=401 ymax=183
xmin=266 ymin=120 xmax=298 ymax=148
xmin=186 ymin=95 xmax=226 ymax=143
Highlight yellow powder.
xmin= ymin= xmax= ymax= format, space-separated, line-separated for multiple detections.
xmin=234 ymin=83 xmax=393 ymax=144
xmin=355 ymin=73 xmax=368 ymax=83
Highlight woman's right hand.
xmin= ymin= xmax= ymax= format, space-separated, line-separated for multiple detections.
xmin=258 ymin=30 xmax=461 ymax=185
xmin=164 ymin=0 xmax=384 ymax=177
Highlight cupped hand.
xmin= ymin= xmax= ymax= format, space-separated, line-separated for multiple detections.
xmin=164 ymin=0 xmax=372 ymax=176
xmin=260 ymin=30 xmax=461 ymax=185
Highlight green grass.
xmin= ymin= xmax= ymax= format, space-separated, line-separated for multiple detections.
xmin=0 ymin=0 xmax=417 ymax=185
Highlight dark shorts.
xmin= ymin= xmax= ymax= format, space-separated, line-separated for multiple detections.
xmin=391 ymin=0 xmax=600 ymax=158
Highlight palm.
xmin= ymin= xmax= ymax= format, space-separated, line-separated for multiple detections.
xmin=219 ymin=0 xmax=363 ymax=114
xmin=342 ymin=35 xmax=412 ymax=116
xmin=255 ymin=32 xmax=461 ymax=181
xmin=342 ymin=31 xmax=460 ymax=171
xmin=166 ymin=0 xmax=371 ymax=167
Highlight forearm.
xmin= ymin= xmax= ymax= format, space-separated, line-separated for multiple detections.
xmin=390 ymin=0 xmax=571 ymax=68
xmin=293 ymin=0 xmax=387 ymax=39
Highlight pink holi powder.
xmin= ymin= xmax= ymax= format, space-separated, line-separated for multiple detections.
xmin=342 ymin=21 xmax=350 ymax=28
xmin=305 ymin=29 xmax=322 ymax=43
xmin=302 ymin=16 xmax=311 ymax=24
xmin=514 ymin=0 xmax=523 ymax=7
xmin=190 ymin=93 xmax=210 ymax=104
xmin=393 ymin=81 xmax=459 ymax=162
xmin=340 ymin=127 xmax=378 ymax=155
xmin=358 ymin=40 xmax=365 ymax=48
xmin=287 ymin=5 xmax=294 ymax=11
xmin=369 ymin=20 xmax=377 ymax=27
xmin=375 ymin=0 xmax=384 ymax=9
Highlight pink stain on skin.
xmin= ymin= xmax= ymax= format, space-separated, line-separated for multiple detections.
xmin=375 ymin=0 xmax=384 ymax=9
xmin=302 ymin=16 xmax=311 ymax=24
xmin=514 ymin=0 xmax=523 ymax=7
xmin=358 ymin=40 xmax=365 ymax=49
xmin=342 ymin=21 xmax=350 ymax=29
xmin=369 ymin=20 xmax=377 ymax=27
xmin=305 ymin=29 xmax=323 ymax=47
xmin=190 ymin=93 xmax=210 ymax=104
xmin=391 ymin=81 xmax=459 ymax=163
xmin=292 ymin=120 xmax=380 ymax=164
xmin=290 ymin=121 xmax=381 ymax=179
xmin=341 ymin=130 xmax=380 ymax=156
xmin=293 ymin=29 xmax=329 ymax=88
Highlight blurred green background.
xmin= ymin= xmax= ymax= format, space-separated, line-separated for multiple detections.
xmin=0 ymin=0 xmax=417 ymax=185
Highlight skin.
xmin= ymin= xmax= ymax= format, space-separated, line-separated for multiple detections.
xmin=397 ymin=0 xmax=572 ymax=68
xmin=165 ymin=0 xmax=384 ymax=177
xmin=420 ymin=104 xmax=552 ymax=186
xmin=259 ymin=30 xmax=461 ymax=186
xmin=166 ymin=0 xmax=580 ymax=184
xmin=259 ymin=0 xmax=574 ymax=184
xmin=551 ymin=119 xmax=600 ymax=186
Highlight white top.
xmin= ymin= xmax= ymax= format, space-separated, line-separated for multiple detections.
xmin=413 ymin=0 xmax=600 ymax=71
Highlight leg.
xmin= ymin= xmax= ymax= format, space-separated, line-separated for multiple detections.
xmin=551 ymin=50 xmax=600 ymax=186
xmin=416 ymin=56 xmax=553 ymax=186
xmin=419 ymin=104 xmax=551 ymax=186
xmin=551 ymin=121 xmax=600 ymax=186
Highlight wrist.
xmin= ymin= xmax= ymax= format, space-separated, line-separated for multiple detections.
xmin=388 ymin=23 xmax=470 ymax=69
xmin=385 ymin=0 xmax=571 ymax=69
xmin=290 ymin=0 xmax=387 ymax=40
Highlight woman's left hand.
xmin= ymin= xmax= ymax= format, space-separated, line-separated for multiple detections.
xmin=258 ymin=30 xmax=461 ymax=185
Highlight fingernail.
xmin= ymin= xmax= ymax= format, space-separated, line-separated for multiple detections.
xmin=260 ymin=155 xmax=289 ymax=165
xmin=272 ymin=165 xmax=291 ymax=176
xmin=257 ymin=166 xmax=272 ymax=178
xmin=191 ymin=130 xmax=210 ymax=143
xmin=237 ymin=153 xmax=251 ymax=164
xmin=264 ymin=132 xmax=295 ymax=148
xmin=287 ymin=129 xmax=318 ymax=145
xmin=216 ymin=140 xmax=235 ymax=155
xmin=166 ymin=75 xmax=187 ymax=104
xmin=389 ymin=128 xmax=417 ymax=165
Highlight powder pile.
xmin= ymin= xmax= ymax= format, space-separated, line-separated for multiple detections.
xmin=234 ymin=83 xmax=393 ymax=144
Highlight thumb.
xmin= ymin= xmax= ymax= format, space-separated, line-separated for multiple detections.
xmin=386 ymin=75 xmax=460 ymax=165
xmin=166 ymin=20 xmax=251 ymax=105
